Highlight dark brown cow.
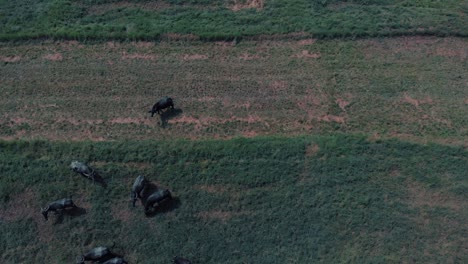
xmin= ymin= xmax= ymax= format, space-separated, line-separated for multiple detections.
xmin=149 ymin=96 xmax=174 ymax=117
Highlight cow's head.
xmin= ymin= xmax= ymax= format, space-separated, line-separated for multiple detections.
xmin=40 ymin=207 xmax=49 ymax=221
xmin=75 ymin=256 xmax=85 ymax=264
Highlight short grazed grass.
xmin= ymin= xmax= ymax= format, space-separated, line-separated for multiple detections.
xmin=0 ymin=135 xmax=466 ymax=263
xmin=1 ymin=37 xmax=466 ymax=145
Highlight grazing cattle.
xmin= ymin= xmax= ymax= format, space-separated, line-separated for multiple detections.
xmin=102 ymin=257 xmax=128 ymax=264
xmin=144 ymin=189 xmax=172 ymax=213
xmin=131 ymin=175 xmax=146 ymax=207
xmin=173 ymin=256 xmax=192 ymax=264
xmin=41 ymin=198 xmax=77 ymax=221
xmin=70 ymin=161 xmax=96 ymax=182
xmin=76 ymin=246 xmax=112 ymax=264
xmin=149 ymin=96 xmax=174 ymax=117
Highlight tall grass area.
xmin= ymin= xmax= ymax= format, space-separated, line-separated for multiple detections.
xmin=0 ymin=0 xmax=467 ymax=41
xmin=0 ymin=135 xmax=466 ymax=263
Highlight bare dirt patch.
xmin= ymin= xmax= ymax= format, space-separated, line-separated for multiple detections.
xmin=239 ymin=53 xmax=261 ymax=60
xmin=8 ymin=117 xmax=32 ymax=125
xmin=402 ymin=93 xmax=433 ymax=108
xmin=292 ymin=50 xmax=321 ymax=59
xmin=269 ymin=80 xmax=288 ymax=92
xmin=297 ymin=94 xmax=322 ymax=108
xmin=197 ymin=185 xmax=228 ymax=194
xmin=71 ymin=130 xmax=106 ymax=142
xmin=131 ymin=41 xmax=155 ymax=48
xmin=112 ymin=201 xmax=133 ymax=223
xmin=406 ymin=181 xmax=462 ymax=210
xmin=42 ymin=53 xmax=63 ymax=61
xmin=229 ymin=0 xmax=264 ymax=11
xmin=1 ymin=189 xmax=37 ymax=222
xmin=367 ymin=132 xmax=381 ymax=143
xmin=108 ymin=117 xmax=153 ymax=125
xmin=318 ymin=115 xmax=345 ymax=123
xmin=435 ymin=47 xmax=467 ymax=61
xmin=169 ymin=115 xmax=267 ymax=129
xmin=160 ymin=33 xmax=200 ymax=41
xmin=422 ymin=114 xmax=452 ymax=127
xmin=182 ymin=54 xmax=208 ymax=60
xmin=55 ymin=118 xmax=104 ymax=126
xmin=305 ymin=144 xmax=319 ymax=157
xmin=242 ymin=130 xmax=258 ymax=137
xmin=298 ymin=39 xmax=317 ymax=46
xmin=215 ymin=41 xmax=236 ymax=48
xmin=197 ymin=96 xmax=217 ymax=102
xmin=0 ymin=188 xmax=55 ymax=242
xmin=336 ymin=98 xmax=350 ymax=112
xmin=122 ymin=52 xmax=156 ymax=60
xmin=1 ymin=56 xmax=21 ymax=62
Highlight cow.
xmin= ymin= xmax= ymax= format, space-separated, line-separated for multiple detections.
xmin=41 ymin=198 xmax=77 ymax=221
xmin=76 ymin=246 xmax=113 ymax=264
xmin=149 ymin=96 xmax=174 ymax=117
xmin=70 ymin=161 xmax=96 ymax=182
xmin=102 ymin=257 xmax=128 ymax=264
xmin=173 ymin=256 xmax=192 ymax=264
xmin=144 ymin=189 xmax=172 ymax=214
xmin=131 ymin=175 xmax=147 ymax=207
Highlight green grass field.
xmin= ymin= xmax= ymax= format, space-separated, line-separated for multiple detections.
xmin=0 ymin=0 xmax=467 ymax=263
xmin=0 ymin=135 xmax=466 ymax=263
xmin=1 ymin=0 xmax=467 ymax=41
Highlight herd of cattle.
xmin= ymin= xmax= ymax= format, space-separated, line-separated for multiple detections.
xmin=40 ymin=98 xmax=191 ymax=264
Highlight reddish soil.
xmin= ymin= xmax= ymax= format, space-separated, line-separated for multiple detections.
xmin=197 ymin=184 xmax=228 ymax=194
xmin=112 ymin=201 xmax=133 ymax=223
xmin=242 ymin=130 xmax=258 ymax=137
xmin=239 ymin=53 xmax=261 ymax=60
xmin=108 ymin=117 xmax=153 ymax=125
xmin=0 ymin=189 xmax=37 ymax=223
xmin=230 ymin=0 xmax=264 ymax=11
xmin=182 ymin=54 xmax=208 ymax=60
xmin=406 ymin=181 xmax=462 ymax=211
xmin=1 ymin=56 xmax=21 ymax=62
xmin=121 ymin=51 xmax=156 ymax=60
xmin=42 ymin=53 xmax=63 ymax=61
xmin=298 ymin=39 xmax=316 ymax=45
xmin=292 ymin=50 xmax=321 ymax=58
xmin=403 ymin=93 xmax=433 ymax=108
xmin=318 ymin=115 xmax=345 ymax=123
xmin=336 ymin=98 xmax=351 ymax=112
xmin=305 ymin=144 xmax=319 ymax=157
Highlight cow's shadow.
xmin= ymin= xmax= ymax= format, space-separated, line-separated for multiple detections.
xmin=75 ymin=252 xmax=125 ymax=264
xmin=76 ymin=171 xmax=107 ymax=188
xmin=144 ymin=197 xmax=180 ymax=218
xmin=97 ymin=253 xmax=125 ymax=263
xmin=92 ymin=172 xmax=107 ymax=188
xmin=138 ymin=182 xmax=180 ymax=217
xmin=159 ymin=108 xmax=183 ymax=128
xmin=53 ymin=207 xmax=87 ymax=224
xmin=139 ymin=182 xmax=159 ymax=201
